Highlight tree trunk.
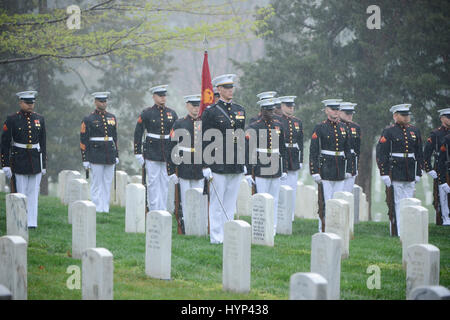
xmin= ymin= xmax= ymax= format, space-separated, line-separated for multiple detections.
xmin=355 ymin=134 xmax=375 ymax=221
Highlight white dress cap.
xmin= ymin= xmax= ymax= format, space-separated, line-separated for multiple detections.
xmin=183 ymin=94 xmax=201 ymax=103
xmin=389 ymin=104 xmax=411 ymax=113
xmin=211 ymin=74 xmax=236 ymax=87
xmin=150 ymin=85 xmax=168 ymax=94
xmin=257 ymin=98 xmax=276 ymax=108
xmin=438 ymin=108 xmax=450 ymax=116
xmin=279 ymin=96 xmax=297 ymax=103
xmin=339 ymin=102 xmax=357 ymax=111
xmin=16 ymin=91 xmax=38 ymax=99
xmin=321 ymin=99 xmax=343 ymax=106
xmin=257 ymin=91 xmax=277 ymax=100
xmin=91 ymin=92 xmax=111 ymax=99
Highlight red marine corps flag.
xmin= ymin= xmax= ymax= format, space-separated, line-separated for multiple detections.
xmin=199 ymin=50 xmax=214 ymax=117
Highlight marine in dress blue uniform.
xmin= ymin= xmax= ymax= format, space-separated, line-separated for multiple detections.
xmin=80 ymin=92 xmax=119 ymax=213
xmin=376 ymin=104 xmax=423 ymax=235
xmin=134 ymin=85 xmax=178 ymax=211
xmin=1 ymin=91 xmax=47 ymax=228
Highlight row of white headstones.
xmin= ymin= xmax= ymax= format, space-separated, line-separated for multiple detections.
xmin=0 ymin=169 xmax=449 ymax=300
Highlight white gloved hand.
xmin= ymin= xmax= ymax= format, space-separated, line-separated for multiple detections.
xmin=2 ymin=167 xmax=12 ymax=179
xmin=355 ymin=170 xmax=359 ymax=177
xmin=41 ymin=169 xmax=47 ymax=175
xmin=135 ymin=154 xmax=145 ymax=166
xmin=202 ymin=168 xmax=212 ymax=180
xmin=243 ymin=165 xmax=247 ymax=175
xmin=281 ymin=172 xmax=288 ymax=181
xmin=312 ymin=173 xmax=322 ymax=184
xmin=82 ymin=162 xmax=90 ymax=170
xmin=440 ymin=183 xmax=450 ymax=194
xmin=345 ymin=172 xmax=352 ymax=179
xmin=299 ymin=163 xmax=303 ymax=169
xmin=245 ymin=175 xmax=255 ymax=188
xmin=169 ymin=174 xmax=179 ymax=185
xmin=115 ymin=157 xmax=119 ymax=165
xmin=381 ymin=175 xmax=391 ymax=187
xmin=427 ymin=170 xmax=438 ymax=179
xmin=415 ymin=176 xmax=421 ymax=183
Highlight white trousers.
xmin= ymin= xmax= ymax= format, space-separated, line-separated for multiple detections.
xmin=179 ymin=178 xmax=204 ymax=208
xmin=209 ymin=172 xmax=242 ymax=244
xmin=15 ymin=173 xmax=42 ymax=227
xmin=146 ymin=160 xmax=169 ymax=212
xmin=282 ymin=170 xmax=299 ymax=221
xmin=438 ymin=184 xmax=450 ymax=225
xmin=256 ymin=176 xmax=281 ymax=236
xmin=90 ymin=164 xmax=115 ymax=213
xmin=318 ymin=179 xmax=345 ymax=232
xmin=392 ymin=181 xmax=415 ymax=236
xmin=343 ymin=175 xmax=356 ymax=193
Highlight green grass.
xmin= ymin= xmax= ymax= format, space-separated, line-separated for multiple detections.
xmin=0 ymin=192 xmax=448 ymax=300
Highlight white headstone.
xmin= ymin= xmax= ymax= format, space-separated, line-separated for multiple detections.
xmin=333 ymin=191 xmax=354 ymax=239
xmin=251 ymin=193 xmax=274 ymax=246
xmin=297 ymin=184 xmax=318 ymax=219
xmin=277 ymin=185 xmax=293 ymax=235
xmin=130 ymin=175 xmax=143 ymax=184
xmin=289 ymin=272 xmax=328 ymax=300
xmin=294 ymin=181 xmax=304 ymax=218
xmin=325 ymin=199 xmax=350 ymax=259
xmin=0 ymin=236 xmax=27 ymax=300
xmin=237 ymin=178 xmax=252 ymax=217
xmin=0 ymin=171 xmax=5 ymax=194
xmin=399 ymin=198 xmax=421 ymax=240
xmin=408 ymin=285 xmax=450 ymax=300
xmin=0 ymin=285 xmax=12 ymax=300
xmin=223 ymin=220 xmax=251 ymax=293
xmin=6 ymin=193 xmax=28 ymax=241
xmin=310 ymin=232 xmax=342 ymax=300
xmin=63 ymin=171 xmax=81 ymax=205
xmin=66 ymin=178 xmax=89 ymax=208
xmin=82 ymin=248 xmax=113 ymax=300
xmin=145 ymin=210 xmax=172 ymax=280
xmin=359 ymin=192 xmax=369 ymax=222
xmin=352 ymin=185 xmax=363 ymax=224
xmin=115 ymin=171 xmax=128 ymax=207
xmin=58 ymin=170 xmax=71 ymax=201
xmin=406 ymin=244 xmax=440 ymax=299
xmin=125 ymin=183 xmax=146 ymax=233
xmin=402 ymin=205 xmax=429 ymax=268
xmin=166 ymin=178 xmax=175 ymax=214
xmin=184 ymin=188 xmax=209 ymax=236
xmin=72 ymin=201 xmax=96 ymax=259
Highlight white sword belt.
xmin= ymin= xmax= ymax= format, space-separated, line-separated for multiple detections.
xmin=256 ymin=148 xmax=280 ymax=154
xmin=320 ymin=150 xmax=345 ymax=156
xmin=13 ymin=142 xmax=40 ymax=149
xmin=177 ymin=146 xmax=195 ymax=153
xmin=391 ymin=152 xmax=415 ymax=159
xmin=146 ymin=133 xmax=170 ymax=139
xmin=285 ymin=143 xmax=299 ymax=148
xmin=89 ymin=137 xmax=113 ymax=141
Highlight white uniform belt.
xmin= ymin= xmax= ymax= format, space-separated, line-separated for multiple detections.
xmin=256 ymin=148 xmax=279 ymax=154
xmin=285 ymin=143 xmax=299 ymax=149
xmin=391 ymin=152 xmax=415 ymax=159
xmin=90 ymin=137 xmax=113 ymax=141
xmin=147 ymin=133 xmax=170 ymax=139
xmin=321 ymin=150 xmax=345 ymax=156
xmin=178 ymin=146 xmax=195 ymax=153
xmin=13 ymin=142 xmax=40 ymax=149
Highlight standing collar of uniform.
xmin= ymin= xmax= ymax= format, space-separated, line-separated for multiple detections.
xmin=94 ymin=109 xmax=107 ymax=115
xmin=218 ymin=99 xmax=233 ymax=106
xmin=153 ymin=103 xmax=166 ymax=110
xmin=19 ymin=110 xmax=33 ymax=117
xmin=440 ymin=125 xmax=449 ymax=131
xmin=395 ymin=122 xmax=409 ymax=129
xmin=187 ymin=114 xmax=199 ymax=121
xmin=326 ymin=118 xmax=340 ymax=125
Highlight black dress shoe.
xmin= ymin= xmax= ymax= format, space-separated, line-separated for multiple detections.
xmin=28 ymin=226 xmax=36 ymax=229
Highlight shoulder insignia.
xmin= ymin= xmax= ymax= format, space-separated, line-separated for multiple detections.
xmin=3 ymin=124 xmax=7 ymax=132
xmin=312 ymin=132 xmax=318 ymax=139
xmin=380 ymin=136 xmax=387 ymax=143
xmin=137 ymin=116 xmax=143 ymax=124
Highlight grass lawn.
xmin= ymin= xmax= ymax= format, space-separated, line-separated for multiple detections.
xmin=0 ymin=192 xmax=448 ymax=300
